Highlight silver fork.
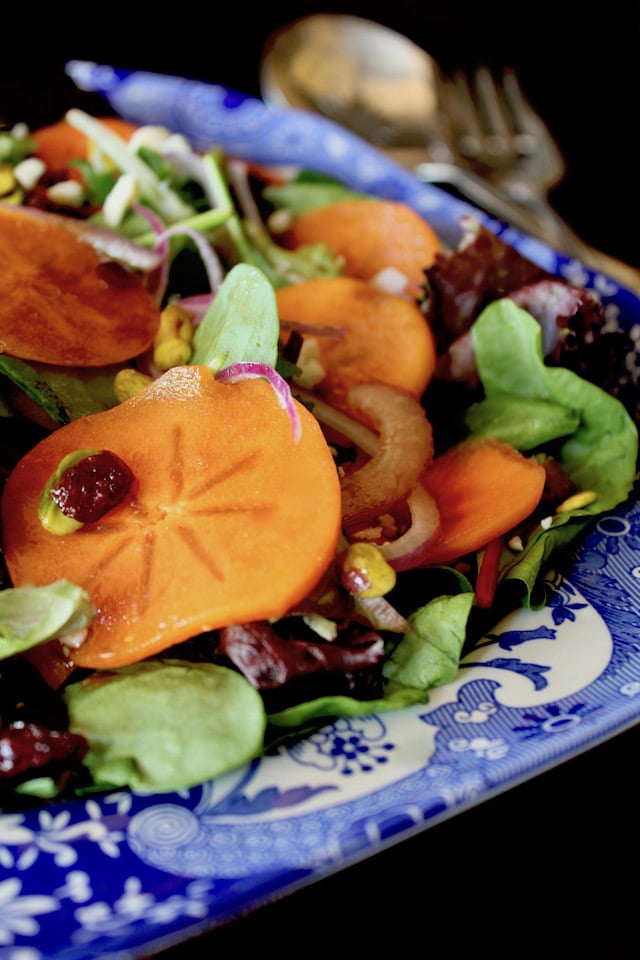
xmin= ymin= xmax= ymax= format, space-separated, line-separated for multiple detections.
xmin=438 ymin=66 xmax=640 ymax=291
xmin=441 ymin=67 xmax=566 ymax=230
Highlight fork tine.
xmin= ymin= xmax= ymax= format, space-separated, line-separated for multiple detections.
xmin=437 ymin=62 xmax=569 ymax=208
xmin=472 ymin=66 xmax=516 ymax=164
xmin=500 ymin=67 xmax=567 ymax=183
xmin=499 ymin=68 xmax=544 ymax=157
xmin=440 ymin=67 xmax=518 ymax=171
xmin=439 ymin=70 xmax=483 ymax=162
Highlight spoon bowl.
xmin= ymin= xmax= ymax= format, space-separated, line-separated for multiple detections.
xmin=260 ymin=13 xmax=450 ymax=156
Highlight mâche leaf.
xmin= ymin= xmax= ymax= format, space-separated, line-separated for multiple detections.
xmin=64 ymin=660 xmax=266 ymax=792
xmin=190 ymin=263 xmax=280 ymax=371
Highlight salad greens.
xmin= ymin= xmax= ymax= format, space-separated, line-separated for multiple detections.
xmin=190 ymin=263 xmax=280 ymax=370
xmin=64 ymin=660 xmax=266 ymax=793
xmin=0 ymin=110 xmax=638 ymax=805
xmin=466 ymin=299 xmax=638 ymax=601
xmin=470 ymin=299 xmax=637 ymax=511
xmin=0 ymin=581 xmax=94 ymax=660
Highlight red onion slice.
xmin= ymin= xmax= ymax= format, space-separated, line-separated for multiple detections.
xmin=215 ymin=361 xmax=302 ymax=442
xmin=156 ymin=223 xmax=224 ymax=295
xmin=378 ymin=485 xmax=441 ymax=571
xmin=3 ymin=202 xmax=162 ymax=273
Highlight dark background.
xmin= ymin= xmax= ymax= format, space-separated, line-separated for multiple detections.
xmin=2 ymin=1 xmax=639 ymax=269
xmin=2 ymin=4 xmax=640 ymax=957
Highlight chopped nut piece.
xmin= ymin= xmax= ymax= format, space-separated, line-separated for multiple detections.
xmin=556 ymin=490 xmax=598 ymax=513
xmin=13 ymin=156 xmax=46 ymax=190
xmin=339 ymin=542 xmax=397 ymax=598
xmin=153 ymin=303 xmax=194 ymax=371
xmin=113 ymin=368 xmax=153 ymax=402
xmin=155 ymin=338 xmax=192 ymax=370
xmin=46 ymin=179 xmax=85 ymax=207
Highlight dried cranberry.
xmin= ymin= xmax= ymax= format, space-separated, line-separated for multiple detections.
xmin=51 ymin=450 xmax=134 ymax=523
xmin=340 ymin=566 xmax=372 ymax=595
xmin=0 ymin=723 xmax=88 ymax=779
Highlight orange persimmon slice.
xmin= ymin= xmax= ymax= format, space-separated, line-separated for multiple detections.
xmin=281 ymin=198 xmax=442 ymax=298
xmin=33 ymin=116 xmax=138 ymax=179
xmin=276 ymin=275 xmax=436 ymax=410
xmin=418 ymin=437 xmax=546 ymax=566
xmin=1 ymin=364 xmax=342 ymax=669
xmin=0 ymin=204 xmax=160 ymax=366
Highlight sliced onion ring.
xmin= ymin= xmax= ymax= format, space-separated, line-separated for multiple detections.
xmin=215 ymin=361 xmax=302 ymax=442
xmin=378 ymin=485 xmax=441 ymax=571
xmin=340 ymin=382 xmax=434 ymax=531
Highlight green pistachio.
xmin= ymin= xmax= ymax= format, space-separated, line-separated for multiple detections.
xmin=38 ymin=448 xmax=101 ymax=535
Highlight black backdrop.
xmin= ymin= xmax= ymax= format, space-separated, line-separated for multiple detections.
xmin=1 ymin=1 xmax=639 ymax=268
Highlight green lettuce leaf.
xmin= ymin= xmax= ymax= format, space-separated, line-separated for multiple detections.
xmin=470 ymin=298 xmax=638 ymax=509
xmin=468 ymin=299 xmax=639 ymax=600
xmin=0 ymin=580 xmax=95 ymax=660
xmin=190 ymin=262 xmax=280 ymax=370
xmin=0 ymin=355 xmax=121 ymax=425
xmin=465 ymin=394 xmax=580 ymax=450
xmin=64 ymin=659 xmax=266 ymax=793
xmin=383 ymin=592 xmax=475 ymax=694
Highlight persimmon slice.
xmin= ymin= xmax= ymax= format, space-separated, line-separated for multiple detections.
xmin=282 ymin=198 xmax=442 ymax=298
xmin=1 ymin=365 xmax=342 ymax=669
xmin=0 ymin=204 xmax=160 ymax=366
xmin=419 ymin=437 xmax=547 ymax=566
xmin=276 ymin=276 xmax=436 ymax=410
xmin=33 ymin=116 xmax=138 ymax=179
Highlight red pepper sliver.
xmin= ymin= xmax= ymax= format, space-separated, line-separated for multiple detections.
xmin=474 ymin=535 xmax=505 ymax=609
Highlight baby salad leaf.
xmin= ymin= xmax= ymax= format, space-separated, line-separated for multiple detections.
xmin=266 ymin=684 xmax=429 ymax=730
xmin=0 ymin=355 xmax=121 ymax=425
xmin=468 ymin=299 xmax=639 ymax=602
xmin=190 ymin=262 xmax=279 ymax=371
xmin=470 ymin=299 xmax=638 ymax=509
xmin=382 ymin=592 xmax=475 ymax=695
xmin=64 ymin=659 xmax=267 ymax=793
xmin=263 ymin=175 xmax=368 ymax=217
xmin=465 ymin=395 xmax=580 ymax=450
xmin=0 ymin=580 xmax=95 ymax=660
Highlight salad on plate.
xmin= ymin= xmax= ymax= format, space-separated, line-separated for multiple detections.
xmin=0 ymin=105 xmax=637 ymax=809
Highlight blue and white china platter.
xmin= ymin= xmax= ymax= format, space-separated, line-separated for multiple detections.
xmin=1 ymin=64 xmax=639 ymax=960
